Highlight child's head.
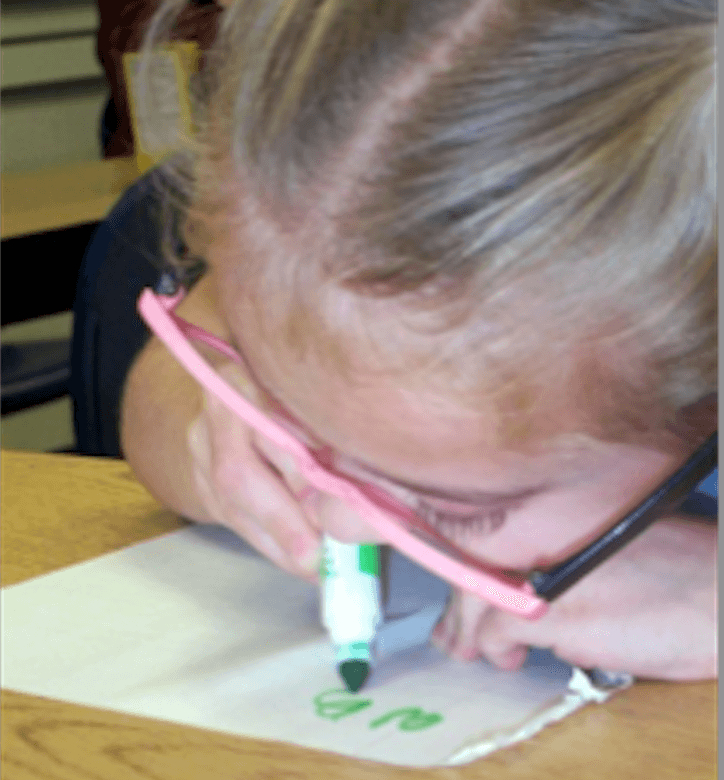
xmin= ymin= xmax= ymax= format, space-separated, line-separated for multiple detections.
xmin=146 ymin=0 xmax=715 ymax=536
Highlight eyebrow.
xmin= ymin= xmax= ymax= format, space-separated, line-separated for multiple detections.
xmin=227 ymin=334 xmax=547 ymax=506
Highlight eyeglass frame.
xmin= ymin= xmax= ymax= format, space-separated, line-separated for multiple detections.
xmin=137 ymin=284 xmax=717 ymax=619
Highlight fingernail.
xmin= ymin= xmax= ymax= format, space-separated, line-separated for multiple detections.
xmin=293 ymin=534 xmax=321 ymax=574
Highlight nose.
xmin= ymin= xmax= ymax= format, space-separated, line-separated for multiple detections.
xmin=311 ymin=491 xmax=388 ymax=544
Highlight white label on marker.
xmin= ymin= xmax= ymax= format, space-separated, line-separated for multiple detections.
xmin=321 ymin=538 xmax=382 ymax=647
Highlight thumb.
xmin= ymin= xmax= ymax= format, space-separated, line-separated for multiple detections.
xmin=313 ymin=491 xmax=387 ymax=544
xmin=476 ymin=609 xmax=530 ymax=671
xmin=210 ymin=365 xmax=320 ymax=521
xmin=206 ymin=364 xmax=301 ymax=489
xmin=432 ymin=589 xmax=494 ymax=662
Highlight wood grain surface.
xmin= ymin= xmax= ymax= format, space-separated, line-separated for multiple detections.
xmin=2 ymin=450 xmax=716 ymax=780
xmin=1 ymin=158 xmax=140 ymax=239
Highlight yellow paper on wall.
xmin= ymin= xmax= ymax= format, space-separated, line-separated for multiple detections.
xmin=122 ymin=42 xmax=199 ymax=173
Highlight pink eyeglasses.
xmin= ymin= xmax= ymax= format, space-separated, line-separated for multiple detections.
xmin=137 ymin=286 xmax=549 ymax=618
xmin=138 ymin=286 xmax=718 ymax=620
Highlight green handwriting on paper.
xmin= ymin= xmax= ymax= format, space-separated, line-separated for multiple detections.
xmin=313 ymin=689 xmax=443 ymax=732
xmin=369 ymin=708 xmax=444 ymax=731
xmin=313 ymin=689 xmax=373 ymax=721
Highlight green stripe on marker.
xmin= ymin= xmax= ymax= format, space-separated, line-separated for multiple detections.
xmin=336 ymin=642 xmax=372 ymax=663
xmin=358 ymin=545 xmax=379 ymax=576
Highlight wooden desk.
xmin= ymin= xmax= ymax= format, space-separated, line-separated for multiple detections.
xmin=2 ymin=450 xmax=716 ymax=780
xmin=1 ymin=157 xmax=141 ymax=240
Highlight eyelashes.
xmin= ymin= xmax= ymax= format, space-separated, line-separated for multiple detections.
xmin=415 ymin=501 xmax=509 ymax=538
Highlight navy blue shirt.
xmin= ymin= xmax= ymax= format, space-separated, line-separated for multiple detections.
xmin=682 ymin=467 xmax=718 ymax=518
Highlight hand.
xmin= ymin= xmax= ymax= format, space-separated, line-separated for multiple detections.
xmin=431 ymin=517 xmax=717 ymax=680
xmin=187 ymin=363 xmax=322 ymax=582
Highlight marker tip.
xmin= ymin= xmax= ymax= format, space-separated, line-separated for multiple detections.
xmin=338 ymin=660 xmax=370 ymax=693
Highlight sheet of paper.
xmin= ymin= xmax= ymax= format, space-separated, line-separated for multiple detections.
xmin=2 ymin=525 xmax=627 ymax=767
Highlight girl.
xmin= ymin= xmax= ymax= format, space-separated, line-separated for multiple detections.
xmin=122 ymin=0 xmax=717 ymax=679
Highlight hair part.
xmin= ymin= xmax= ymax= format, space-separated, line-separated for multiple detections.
xmin=143 ymin=0 xmax=717 ymax=451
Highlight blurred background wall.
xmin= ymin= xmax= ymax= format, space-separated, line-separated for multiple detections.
xmin=2 ymin=0 xmax=108 ymax=172
xmin=1 ymin=0 xmax=108 ymax=450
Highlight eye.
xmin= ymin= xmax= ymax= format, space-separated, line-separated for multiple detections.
xmin=415 ymin=501 xmax=509 ymax=537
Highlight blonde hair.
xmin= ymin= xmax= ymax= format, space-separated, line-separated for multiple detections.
xmin=143 ymin=0 xmax=716 ymax=449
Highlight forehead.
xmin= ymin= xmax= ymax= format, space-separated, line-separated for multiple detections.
xmin=208 ymin=192 xmax=646 ymax=475
xmin=215 ymin=266 xmax=601 ymax=489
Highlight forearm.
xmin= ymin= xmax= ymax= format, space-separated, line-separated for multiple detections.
xmin=120 ymin=335 xmax=213 ymax=523
xmin=669 ymin=515 xmax=718 ymax=678
xmin=618 ymin=515 xmax=717 ymax=680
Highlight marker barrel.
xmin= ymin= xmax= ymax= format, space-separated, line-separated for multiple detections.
xmin=320 ymin=537 xmax=382 ymax=660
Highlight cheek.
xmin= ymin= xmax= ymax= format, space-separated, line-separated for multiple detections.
xmin=463 ymin=450 xmax=679 ymax=571
xmin=462 ymin=477 xmax=663 ymax=570
xmin=459 ymin=495 xmax=601 ymax=570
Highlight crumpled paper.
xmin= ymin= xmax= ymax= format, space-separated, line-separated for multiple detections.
xmin=445 ymin=666 xmax=634 ymax=764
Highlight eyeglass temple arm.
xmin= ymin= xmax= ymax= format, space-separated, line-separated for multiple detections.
xmin=529 ymin=432 xmax=718 ymax=602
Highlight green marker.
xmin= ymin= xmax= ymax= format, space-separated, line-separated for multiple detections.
xmin=320 ymin=536 xmax=382 ymax=693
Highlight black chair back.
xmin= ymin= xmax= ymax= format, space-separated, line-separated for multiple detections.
xmin=70 ymin=167 xmax=202 ymax=455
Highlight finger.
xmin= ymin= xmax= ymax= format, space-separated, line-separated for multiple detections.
xmin=476 ymin=611 xmax=530 ymax=671
xmin=252 ymin=432 xmax=313 ymax=503
xmin=203 ymin=390 xmax=321 ymax=576
xmin=194 ymin=457 xmax=317 ymax=582
xmin=482 ymin=642 xmax=529 ymax=671
xmin=234 ymin=457 xmax=322 ymax=575
xmin=430 ymin=590 xmax=492 ymax=661
xmin=430 ymin=595 xmax=457 ymax=655
xmin=190 ymin=379 xmax=320 ymax=578
xmin=245 ymin=521 xmax=318 ymax=584
xmin=313 ymin=492 xmax=387 ymax=544
xmin=210 ymin=363 xmax=321 ymax=532
xmin=446 ymin=590 xmax=494 ymax=661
